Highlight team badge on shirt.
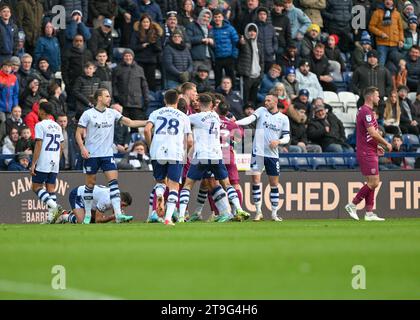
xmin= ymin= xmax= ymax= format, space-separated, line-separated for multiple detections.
xmin=366 ymin=115 xmax=372 ymax=122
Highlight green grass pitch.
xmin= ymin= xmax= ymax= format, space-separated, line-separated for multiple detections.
xmin=1 ymin=219 xmax=420 ymax=300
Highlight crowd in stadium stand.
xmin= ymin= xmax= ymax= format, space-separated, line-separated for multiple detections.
xmin=0 ymin=0 xmax=420 ymax=172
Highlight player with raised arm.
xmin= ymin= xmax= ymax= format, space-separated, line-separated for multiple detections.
xmin=75 ymin=88 xmax=147 ymax=224
xmin=58 ymin=185 xmax=133 ymax=223
xmin=235 ymin=94 xmax=290 ymax=222
xmin=30 ymin=102 xmax=65 ymax=224
xmin=345 ymin=87 xmax=392 ymax=221
xmin=144 ymin=89 xmax=193 ymax=226
xmin=178 ymin=94 xmax=249 ymax=223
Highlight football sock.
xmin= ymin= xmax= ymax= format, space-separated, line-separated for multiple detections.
xmin=226 ymin=186 xmax=241 ymax=211
xmin=352 ymin=184 xmax=371 ymax=205
xmin=365 ymin=187 xmax=376 ymax=213
xmin=35 ymin=188 xmax=57 ymax=209
xmin=252 ymin=183 xmax=262 ymax=213
xmin=165 ymin=190 xmax=179 ymax=222
xmin=211 ymin=186 xmax=230 ymax=215
xmin=109 ymin=179 xmax=122 ymax=217
xmin=179 ymin=188 xmax=190 ymax=219
xmin=83 ymin=185 xmax=94 ymax=220
xmin=195 ymin=187 xmax=207 ymax=215
xmin=270 ymin=187 xmax=280 ymax=217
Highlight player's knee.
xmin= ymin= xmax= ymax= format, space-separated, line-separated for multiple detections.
xmin=368 ymin=180 xmax=380 ymax=189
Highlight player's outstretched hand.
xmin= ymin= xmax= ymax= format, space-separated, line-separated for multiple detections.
xmin=30 ymin=165 xmax=36 ymax=176
xmin=81 ymin=147 xmax=90 ymax=159
xmin=386 ymin=143 xmax=392 ymax=152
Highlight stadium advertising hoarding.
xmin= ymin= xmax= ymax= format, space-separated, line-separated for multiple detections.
xmin=1 ymin=170 xmax=419 ymax=223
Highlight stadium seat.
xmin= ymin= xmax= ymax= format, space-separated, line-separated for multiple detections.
xmin=308 ymin=157 xmax=328 ymax=170
xmin=333 ymin=111 xmax=356 ymax=137
xmin=326 ymin=157 xmax=347 ymax=169
xmin=338 ymin=91 xmax=358 ymax=111
xmin=402 ymin=134 xmax=420 ymax=151
xmin=278 ymin=157 xmax=291 ymax=169
xmin=408 ymin=92 xmax=417 ymax=103
xmin=405 ymin=157 xmax=416 ymax=168
xmin=346 ymin=106 xmax=358 ymax=118
xmin=385 ymin=134 xmax=394 ymax=143
xmin=290 ymin=157 xmax=309 ymax=170
xmin=324 ymin=91 xmax=344 ymax=111
xmin=346 ymin=156 xmax=358 ymax=169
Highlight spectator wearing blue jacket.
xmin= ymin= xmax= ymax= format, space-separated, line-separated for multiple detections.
xmin=7 ymin=153 xmax=30 ymax=172
xmin=284 ymin=0 xmax=311 ymax=48
xmin=256 ymin=7 xmax=278 ymax=72
xmin=0 ymin=4 xmax=19 ymax=64
xmin=34 ymin=20 xmax=61 ymax=73
xmin=137 ymin=0 xmax=163 ymax=25
xmin=211 ymin=9 xmax=239 ymax=87
xmin=257 ymin=64 xmax=281 ymax=102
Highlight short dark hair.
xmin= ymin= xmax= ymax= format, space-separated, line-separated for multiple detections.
xmin=393 ymin=134 xmax=403 ymax=141
xmin=364 ymin=86 xmax=379 ymax=99
xmin=217 ymin=102 xmax=230 ymax=116
xmin=214 ymin=93 xmax=225 ymax=104
xmin=120 ymin=192 xmax=132 ymax=206
xmin=39 ymin=102 xmax=54 ymax=116
xmin=84 ymin=61 xmax=96 ymax=69
xmin=56 ymin=113 xmax=67 ymax=119
xmin=410 ymin=45 xmax=420 ymax=52
xmin=96 ymin=49 xmax=108 ymax=56
xmin=314 ymin=42 xmax=325 ymax=50
xmin=48 ymin=82 xmax=60 ymax=96
xmin=198 ymin=93 xmax=212 ymax=108
xmin=213 ymin=9 xmax=224 ymax=17
xmin=164 ymin=89 xmax=179 ymax=105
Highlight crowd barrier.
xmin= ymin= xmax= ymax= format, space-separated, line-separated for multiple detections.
xmin=0 ymin=170 xmax=419 ymax=223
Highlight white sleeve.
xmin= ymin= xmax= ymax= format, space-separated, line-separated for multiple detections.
xmin=279 ymin=118 xmax=291 ymax=145
xmin=95 ymin=188 xmax=109 ymax=212
xmin=235 ymin=114 xmax=257 ymax=126
xmin=78 ymin=111 xmax=89 ymax=128
xmin=112 ymin=108 xmax=123 ymax=122
xmin=148 ymin=111 xmax=157 ymax=125
xmin=34 ymin=123 xmax=43 ymax=140
xmin=189 ymin=114 xmax=198 ymax=127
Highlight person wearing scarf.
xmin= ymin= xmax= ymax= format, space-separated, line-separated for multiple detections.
xmin=369 ymin=0 xmax=404 ymax=66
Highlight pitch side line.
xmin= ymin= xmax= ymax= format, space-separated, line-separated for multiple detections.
xmin=0 ymin=280 xmax=122 ymax=300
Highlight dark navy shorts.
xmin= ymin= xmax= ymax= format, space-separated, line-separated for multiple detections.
xmin=187 ymin=160 xmax=228 ymax=181
xmin=83 ymin=157 xmax=117 ymax=175
xmin=31 ymin=171 xmax=58 ymax=185
xmin=250 ymin=154 xmax=280 ymax=176
xmin=151 ymin=160 xmax=183 ymax=183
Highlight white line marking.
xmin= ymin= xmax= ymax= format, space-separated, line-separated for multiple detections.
xmin=0 ymin=280 xmax=122 ymax=300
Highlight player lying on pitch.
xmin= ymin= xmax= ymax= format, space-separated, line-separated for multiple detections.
xmin=56 ymin=185 xmax=133 ymax=224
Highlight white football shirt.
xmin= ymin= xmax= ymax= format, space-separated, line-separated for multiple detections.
xmin=78 ymin=107 xmax=123 ymax=157
xmin=35 ymin=119 xmax=64 ymax=173
xmin=252 ymin=107 xmax=290 ymax=158
xmin=77 ymin=185 xmax=111 ymax=212
xmin=189 ymin=111 xmax=223 ymax=160
xmin=148 ymin=107 xmax=191 ymax=161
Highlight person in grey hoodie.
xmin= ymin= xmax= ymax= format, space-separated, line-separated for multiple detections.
xmin=237 ymin=23 xmax=264 ymax=105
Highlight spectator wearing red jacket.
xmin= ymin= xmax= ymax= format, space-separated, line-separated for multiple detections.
xmin=24 ymin=99 xmax=54 ymax=139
